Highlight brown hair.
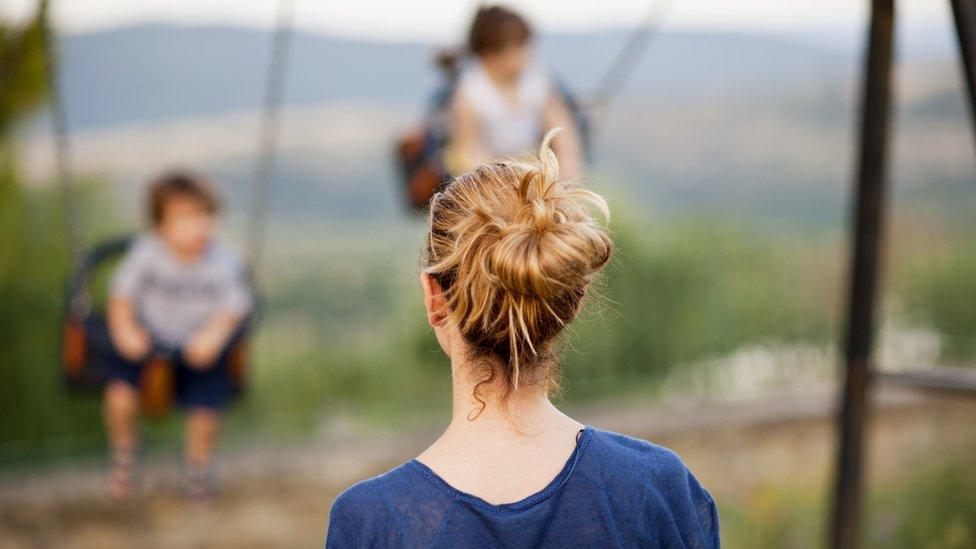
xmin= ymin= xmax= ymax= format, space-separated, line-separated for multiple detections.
xmin=148 ymin=170 xmax=219 ymax=226
xmin=467 ymin=5 xmax=532 ymax=56
xmin=424 ymin=130 xmax=612 ymax=406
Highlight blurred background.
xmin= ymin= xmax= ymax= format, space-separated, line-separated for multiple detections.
xmin=1 ymin=0 xmax=974 ymax=547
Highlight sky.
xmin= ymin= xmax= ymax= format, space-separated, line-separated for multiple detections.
xmin=0 ymin=0 xmax=954 ymax=43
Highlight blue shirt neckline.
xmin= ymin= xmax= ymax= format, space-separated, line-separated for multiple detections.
xmin=407 ymin=426 xmax=593 ymax=513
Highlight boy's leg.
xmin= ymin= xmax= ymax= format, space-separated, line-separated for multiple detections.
xmin=104 ymin=381 xmax=141 ymax=497
xmin=177 ymin=344 xmax=234 ymax=499
xmin=92 ymin=314 xmax=145 ymax=498
xmin=182 ymin=407 xmax=221 ymax=501
xmin=104 ymin=380 xmax=140 ymax=456
xmin=185 ymin=407 xmax=220 ymax=469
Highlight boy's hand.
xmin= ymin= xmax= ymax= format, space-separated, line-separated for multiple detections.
xmin=184 ymin=327 xmax=225 ymax=369
xmin=183 ymin=311 xmax=240 ymax=370
xmin=115 ymin=325 xmax=151 ymax=362
xmin=108 ymin=298 xmax=151 ymax=362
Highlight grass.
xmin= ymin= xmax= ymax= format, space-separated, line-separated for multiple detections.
xmin=716 ymin=439 xmax=976 ymax=548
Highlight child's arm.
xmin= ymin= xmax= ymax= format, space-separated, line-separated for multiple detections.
xmin=107 ymin=297 xmax=152 ymax=362
xmin=183 ymin=311 xmax=242 ymax=369
xmin=183 ymin=261 xmax=252 ymax=369
xmin=542 ymin=93 xmax=583 ymax=179
xmin=448 ymin=95 xmax=488 ymax=173
xmin=108 ymin=239 xmax=152 ymax=362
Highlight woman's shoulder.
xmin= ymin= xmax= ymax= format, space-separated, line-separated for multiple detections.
xmin=582 ymin=427 xmax=689 ymax=476
xmin=329 ymin=461 xmax=452 ymax=522
xmin=579 ymin=428 xmax=721 ymax=546
xmin=578 ymin=428 xmax=714 ymax=509
xmin=327 ymin=461 xmax=455 ymax=546
xmin=332 ymin=462 xmax=415 ymax=509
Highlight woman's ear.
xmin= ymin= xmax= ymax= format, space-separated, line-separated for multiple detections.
xmin=420 ymin=272 xmax=448 ymax=327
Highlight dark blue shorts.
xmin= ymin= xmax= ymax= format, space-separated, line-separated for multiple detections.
xmin=90 ymin=317 xmax=239 ymax=411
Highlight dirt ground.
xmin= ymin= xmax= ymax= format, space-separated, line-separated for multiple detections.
xmin=1 ymin=386 xmax=974 ymax=548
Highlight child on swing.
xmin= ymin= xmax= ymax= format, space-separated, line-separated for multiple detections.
xmin=446 ymin=5 xmax=584 ymax=177
xmin=102 ymin=171 xmax=252 ymax=500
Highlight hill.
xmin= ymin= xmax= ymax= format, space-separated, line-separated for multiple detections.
xmin=58 ymin=24 xmax=850 ymax=129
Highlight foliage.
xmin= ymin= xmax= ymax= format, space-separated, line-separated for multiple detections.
xmin=899 ymin=249 xmax=976 ymax=362
xmin=0 ymin=155 xmax=107 ymax=464
xmin=0 ymin=2 xmax=48 ymax=138
xmin=718 ymin=481 xmax=824 ymax=549
xmin=559 ymin=210 xmax=837 ymax=398
xmin=870 ymin=451 xmax=976 ymax=549
xmin=716 ymin=444 xmax=976 ymax=548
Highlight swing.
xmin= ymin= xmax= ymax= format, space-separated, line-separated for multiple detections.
xmin=395 ymin=74 xmax=592 ymax=211
xmin=44 ymin=0 xmax=294 ymax=417
xmin=58 ymin=237 xmax=254 ymax=418
xmin=394 ymin=0 xmax=670 ymax=211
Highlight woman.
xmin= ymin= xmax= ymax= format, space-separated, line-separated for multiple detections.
xmin=327 ymin=131 xmax=719 ymax=548
xmin=446 ymin=5 xmax=584 ymax=178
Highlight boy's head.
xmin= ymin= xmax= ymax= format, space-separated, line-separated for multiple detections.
xmin=468 ymin=5 xmax=532 ymax=79
xmin=148 ymin=171 xmax=219 ymax=258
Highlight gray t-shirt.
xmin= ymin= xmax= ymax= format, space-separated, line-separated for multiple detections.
xmin=110 ymin=234 xmax=253 ymax=346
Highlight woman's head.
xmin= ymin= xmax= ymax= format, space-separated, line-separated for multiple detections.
xmin=467 ymin=5 xmax=533 ymax=79
xmin=422 ymin=130 xmax=612 ymax=406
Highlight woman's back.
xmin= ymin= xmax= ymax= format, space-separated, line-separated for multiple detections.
xmin=326 ymin=427 xmax=719 ymax=548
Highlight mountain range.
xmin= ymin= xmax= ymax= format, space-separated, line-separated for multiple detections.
xmin=30 ymin=23 xmax=971 ymax=232
xmin=58 ymin=24 xmax=860 ymax=130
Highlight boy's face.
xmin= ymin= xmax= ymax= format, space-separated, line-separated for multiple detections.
xmin=157 ymin=195 xmax=215 ymax=258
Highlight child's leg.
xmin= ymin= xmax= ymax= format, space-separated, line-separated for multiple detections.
xmin=177 ymin=339 xmax=235 ymax=499
xmin=183 ymin=407 xmax=221 ymax=500
xmin=185 ymin=408 xmax=220 ymax=468
xmin=96 ymin=312 xmax=143 ymax=459
xmin=104 ymin=380 xmax=140 ymax=497
xmin=105 ymin=380 xmax=140 ymax=451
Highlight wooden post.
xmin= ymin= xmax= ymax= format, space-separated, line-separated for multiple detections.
xmin=831 ymin=0 xmax=895 ymax=547
xmin=950 ymin=0 xmax=976 ymax=149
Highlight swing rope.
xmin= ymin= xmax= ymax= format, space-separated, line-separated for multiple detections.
xmin=245 ymin=0 xmax=295 ymax=283
xmin=39 ymin=0 xmax=84 ymax=274
xmin=589 ymin=0 xmax=674 ymax=117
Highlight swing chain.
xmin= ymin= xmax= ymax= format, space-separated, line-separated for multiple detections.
xmin=246 ymin=0 xmax=295 ymax=282
xmin=590 ymin=0 xmax=674 ymax=117
xmin=39 ymin=0 xmax=85 ymax=273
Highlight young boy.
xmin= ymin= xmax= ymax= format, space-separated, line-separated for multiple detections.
xmin=103 ymin=171 xmax=252 ymax=500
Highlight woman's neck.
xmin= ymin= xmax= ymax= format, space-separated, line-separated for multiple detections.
xmin=438 ymin=354 xmax=581 ymax=445
xmin=415 ymin=353 xmax=584 ymax=503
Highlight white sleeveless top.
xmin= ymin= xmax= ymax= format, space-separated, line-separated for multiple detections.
xmin=456 ymin=62 xmax=552 ymax=158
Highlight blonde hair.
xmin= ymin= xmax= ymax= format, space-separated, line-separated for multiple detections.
xmin=424 ymin=129 xmax=612 ymax=405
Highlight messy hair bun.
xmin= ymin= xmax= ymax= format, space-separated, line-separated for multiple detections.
xmin=424 ymin=129 xmax=612 ymax=402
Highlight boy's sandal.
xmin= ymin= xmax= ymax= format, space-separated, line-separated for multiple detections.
xmin=107 ymin=453 xmax=140 ymax=500
xmin=181 ymin=462 xmax=218 ymax=502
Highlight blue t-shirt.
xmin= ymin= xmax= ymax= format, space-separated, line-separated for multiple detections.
xmin=326 ymin=427 xmax=720 ymax=548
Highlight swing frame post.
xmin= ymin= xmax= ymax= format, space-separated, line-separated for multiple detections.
xmin=830 ymin=0 xmax=895 ymax=547
xmin=950 ymin=0 xmax=976 ymax=149
xmin=831 ymin=0 xmax=976 ymax=545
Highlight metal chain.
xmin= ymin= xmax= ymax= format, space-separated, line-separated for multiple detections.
xmin=590 ymin=0 xmax=674 ymax=115
xmin=246 ymin=0 xmax=295 ymax=282
xmin=39 ymin=0 xmax=84 ymax=271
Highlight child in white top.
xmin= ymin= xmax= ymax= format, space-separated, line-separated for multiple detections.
xmin=447 ymin=5 xmax=583 ymax=177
